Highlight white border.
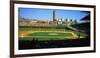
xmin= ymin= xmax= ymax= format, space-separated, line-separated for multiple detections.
xmin=14 ymin=4 xmax=94 ymax=55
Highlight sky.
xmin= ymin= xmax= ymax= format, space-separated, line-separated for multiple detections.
xmin=18 ymin=8 xmax=90 ymax=21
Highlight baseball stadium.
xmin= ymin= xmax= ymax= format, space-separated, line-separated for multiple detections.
xmin=18 ymin=8 xmax=90 ymax=49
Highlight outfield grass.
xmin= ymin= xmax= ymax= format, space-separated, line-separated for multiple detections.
xmin=19 ymin=28 xmax=66 ymax=31
xmin=19 ymin=27 xmax=73 ymax=32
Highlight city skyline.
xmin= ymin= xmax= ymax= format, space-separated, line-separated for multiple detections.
xmin=18 ymin=8 xmax=90 ymax=21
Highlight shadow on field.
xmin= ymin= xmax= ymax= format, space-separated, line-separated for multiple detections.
xmin=19 ymin=36 xmax=90 ymax=50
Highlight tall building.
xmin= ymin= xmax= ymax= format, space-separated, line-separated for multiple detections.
xmin=53 ymin=10 xmax=56 ymax=21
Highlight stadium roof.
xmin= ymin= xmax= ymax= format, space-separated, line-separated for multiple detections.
xmin=81 ymin=14 xmax=90 ymax=21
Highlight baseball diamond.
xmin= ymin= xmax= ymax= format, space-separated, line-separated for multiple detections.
xmin=19 ymin=29 xmax=86 ymax=41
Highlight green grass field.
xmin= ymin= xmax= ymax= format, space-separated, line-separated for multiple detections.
xmin=19 ymin=27 xmax=87 ymax=41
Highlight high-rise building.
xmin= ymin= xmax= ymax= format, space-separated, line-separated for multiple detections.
xmin=53 ymin=10 xmax=56 ymax=21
